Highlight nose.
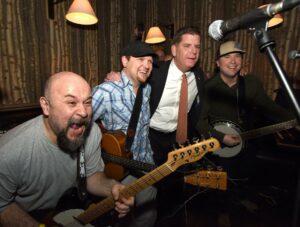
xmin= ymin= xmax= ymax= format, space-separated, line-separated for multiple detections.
xmin=229 ymin=56 xmax=237 ymax=63
xmin=76 ymin=103 xmax=89 ymax=118
xmin=190 ymin=46 xmax=198 ymax=55
xmin=143 ymin=59 xmax=152 ymax=69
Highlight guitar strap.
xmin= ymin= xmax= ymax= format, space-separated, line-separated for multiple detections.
xmin=77 ymin=147 xmax=87 ymax=201
xmin=237 ymin=75 xmax=245 ymax=124
xmin=125 ymin=85 xmax=144 ymax=152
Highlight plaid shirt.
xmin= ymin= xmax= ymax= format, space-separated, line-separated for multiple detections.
xmin=92 ymin=72 xmax=154 ymax=164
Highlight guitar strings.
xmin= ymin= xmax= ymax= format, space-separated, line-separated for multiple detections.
xmin=155 ymin=187 xmax=209 ymax=226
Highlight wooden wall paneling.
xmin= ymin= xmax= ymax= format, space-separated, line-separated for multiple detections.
xmin=120 ymin=0 xmax=136 ymax=45
xmin=109 ymin=0 xmax=121 ymax=72
xmin=173 ymin=0 xmax=187 ymax=31
xmin=83 ymin=27 xmax=98 ymax=85
xmin=145 ymin=0 xmax=156 ymax=30
xmin=0 ymin=0 xmax=14 ymax=104
xmin=25 ymin=0 xmax=42 ymax=103
xmin=275 ymin=7 xmax=300 ymax=89
xmin=156 ymin=0 xmax=172 ymax=54
xmin=195 ymin=0 xmax=226 ymax=78
xmin=96 ymin=0 xmax=111 ymax=84
xmin=0 ymin=0 xmax=299 ymax=109
xmin=136 ymin=0 xmax=147 ymax=34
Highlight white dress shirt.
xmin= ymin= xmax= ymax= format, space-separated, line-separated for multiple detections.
xmin=150 ymin=60 xmax=198 ymax=132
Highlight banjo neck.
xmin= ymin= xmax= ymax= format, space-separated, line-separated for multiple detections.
xmin=240 ymin=119 xmax=297 ymax=140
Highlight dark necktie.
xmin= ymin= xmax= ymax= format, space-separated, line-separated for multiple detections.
xmin=176 ymin=74 xmax=188 ymax=144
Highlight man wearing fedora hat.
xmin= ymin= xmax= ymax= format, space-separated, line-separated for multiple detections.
xmin=196 ymin=40 xmax=294 ymax=179
xmin=92 ymin=41 xmax=157 ymax=227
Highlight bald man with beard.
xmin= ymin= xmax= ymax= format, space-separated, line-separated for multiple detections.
xmin=0 ymin=72 xmax=133 ymax=227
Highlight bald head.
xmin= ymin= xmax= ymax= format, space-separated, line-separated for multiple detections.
xmin=44 ymin=71 xmax=91 ymax=101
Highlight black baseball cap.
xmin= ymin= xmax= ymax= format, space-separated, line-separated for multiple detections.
xmin=121 ymin=41 xmax=158 ymax=62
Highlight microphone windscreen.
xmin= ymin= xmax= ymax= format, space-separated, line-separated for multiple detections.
xmin=208 ymin=20 xmax=224 ymax=41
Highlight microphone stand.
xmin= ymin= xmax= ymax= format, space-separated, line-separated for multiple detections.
xmin=252 ymin=22 xmax=300 ymax=227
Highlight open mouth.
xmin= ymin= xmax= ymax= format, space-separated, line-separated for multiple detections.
xmin=68 ymin=121 xmax=87 ymax=138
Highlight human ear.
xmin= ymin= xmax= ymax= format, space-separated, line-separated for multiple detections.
xmin=40 ymin=96 xmax=50 ymax=116
xmin=121 ymin=56 xmax=129 ymax=68
xmin=171 ymin=45 xmax=177 ymax=57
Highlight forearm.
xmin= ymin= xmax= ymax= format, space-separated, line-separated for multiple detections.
xmin=0 ymin=202 xmax=39 ymax=227
xmin=87 ymin=172 xmax=120 ymax=197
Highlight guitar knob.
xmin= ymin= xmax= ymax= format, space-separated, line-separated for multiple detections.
xmin=216 ymin=166 xmax=223 ymax=171
xmin=200 ymin=134 xmax=206 ymax=140
xmin=207 ymin=165 xmax=214 ymax=171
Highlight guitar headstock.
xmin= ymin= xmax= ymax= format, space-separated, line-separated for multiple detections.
xmin=166 ymin=138 xmax=220 ymax=171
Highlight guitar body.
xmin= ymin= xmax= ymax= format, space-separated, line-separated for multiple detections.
xmin=101 ymin=131 xmax=132 ymax=181
xmin=213 ymin=121 xmax=245 ymax=158
xmin=53 ymin=209 xmax=93 ymax=227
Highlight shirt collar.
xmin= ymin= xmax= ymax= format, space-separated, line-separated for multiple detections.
xmin=169 ymin=59 xmax=191 ymax=81
xmin=121 ymin=70 xmax=133 ymax=87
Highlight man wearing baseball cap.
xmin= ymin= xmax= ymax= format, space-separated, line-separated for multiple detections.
xmin=197 ymin=40 xmax=294 ymax=179
xmin=92 ymin=41 xmax=157 ymax=227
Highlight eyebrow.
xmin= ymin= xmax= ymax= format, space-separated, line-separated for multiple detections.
xmin=64 ymin=94 xmax=92 ymax=102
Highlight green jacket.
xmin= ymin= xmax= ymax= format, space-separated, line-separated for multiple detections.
xmin=196 ymin=74 xmax=294 ymax=142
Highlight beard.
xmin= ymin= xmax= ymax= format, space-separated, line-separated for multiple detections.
xmin=56 ymin=118 xmax=92 ymax=158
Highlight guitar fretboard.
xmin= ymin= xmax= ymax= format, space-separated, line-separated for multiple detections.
xmin=102 ymin=152 xmax=155 ymax=172
xmin=77 ymin=163 xmax=172 ymax=224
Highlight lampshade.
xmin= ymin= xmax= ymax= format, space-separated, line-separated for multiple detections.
xmin=267 ymin=13 xmax=283 ymax=28
xmin=145 ymin=26 xmax=166 ymax=44
xmin=259 ymin=4 xmax=283 ymax=28
xmin=65 ymin=0 xmax=98 ymax=25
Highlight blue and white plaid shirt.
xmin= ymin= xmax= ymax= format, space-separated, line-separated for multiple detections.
xmin=92 ymin=71 xmax=154 ymax=164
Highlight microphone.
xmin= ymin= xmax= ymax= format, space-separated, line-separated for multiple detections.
xmin=208 ymin=0 xmax=300 ymax=41
xmin=288 ymin=50 xmax=300 ymax=60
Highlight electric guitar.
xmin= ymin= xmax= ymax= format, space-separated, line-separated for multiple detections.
xmin=212 ymin=119 xmax=298 ymax=158
xmin=50 ymin=138 xmax=219 ymax=226
xmin=101 ymin=132 xmax=227 ymax=190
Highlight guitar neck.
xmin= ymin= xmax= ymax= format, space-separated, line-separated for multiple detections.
xmin=76 ymin=163 xmax=172 ymax=224
xmin=75 ymin=137 xmax=220 ymax=225
xmin=102 ymin=152 xmax=155 ymax=172
xmin=241 ymin=119 xmax=297 ymax=140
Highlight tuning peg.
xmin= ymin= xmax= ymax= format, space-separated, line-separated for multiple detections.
xmin=208 ymin=131 xmax=213 ymax=138
xmin=192 ymin=137 xmax=199 ymax=143
xmin=173 ymin=143 xmax=180 ymax=150
xmin=183 ymin=140 xmax=190 ymax=146
xmin=200 ymin=134 xmax=206 ymax=141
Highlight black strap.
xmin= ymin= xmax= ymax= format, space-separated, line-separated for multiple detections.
xmin=125 ymin=85 xmax=144 ymax=151
xmin=237 ymin=75 xmax=245 ymax=124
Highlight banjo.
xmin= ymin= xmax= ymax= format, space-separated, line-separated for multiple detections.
xmin=212 ymin=119 xmax=298 ymax=158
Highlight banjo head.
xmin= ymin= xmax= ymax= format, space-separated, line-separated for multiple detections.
xmin=212 ymin=121 xmax=244 ymax=158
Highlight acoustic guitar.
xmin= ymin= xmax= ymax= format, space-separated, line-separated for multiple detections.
xmin=212 ymin=119 xmax=298 ymax=158
xmin=50 ymin=138 xmax=220 ymax=226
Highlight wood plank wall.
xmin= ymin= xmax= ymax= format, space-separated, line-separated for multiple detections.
xmin=0 ymin=0 xmax=299 ymax=108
